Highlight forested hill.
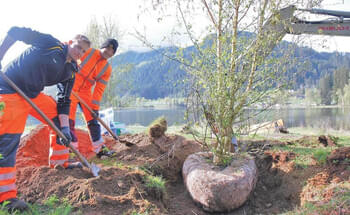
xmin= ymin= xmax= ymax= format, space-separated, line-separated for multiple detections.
xmin=110 ymin=37 xmax=350 ymax=100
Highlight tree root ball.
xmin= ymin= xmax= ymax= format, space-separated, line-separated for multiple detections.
xmin=182 ymin=152 xmax=258 ymax=212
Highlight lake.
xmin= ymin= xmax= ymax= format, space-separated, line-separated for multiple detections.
xmin=26 ymin=107 xmax=350 ymax=130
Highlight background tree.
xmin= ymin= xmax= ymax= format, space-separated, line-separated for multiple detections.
xmin=333 ymin=66 xmax=349 ymax=104
xmin=139 ymin=0 xmax=321 ymax=165
xmin=319 ymin=73 xmax=333 ymax=105
xmin=84 ymin=16 xmax=100 ymax=49
xmin=341 ymin=83 xmax=350 ymax=105
xmin=84 ymin=15 xmax=124 ymax=48
xmin=305 ymin=87 xmax=321 ymax=105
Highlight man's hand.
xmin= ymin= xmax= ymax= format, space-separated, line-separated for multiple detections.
xmin=92 ymin=109 xmax=99 ymax=119
xmin=58 ymin=126 xmax=72 ymax=146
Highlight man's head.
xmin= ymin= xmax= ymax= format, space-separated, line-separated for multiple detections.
xmin=100 ymin=38 xmax=118 ymax=59
xmin=67 ymin=34 xmax=91 ymax=62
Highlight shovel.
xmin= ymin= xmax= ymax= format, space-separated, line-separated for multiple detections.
xmin=72 ymin=91 xmax=134 ymax=146
xmin=0 ymin=71 xmax=100 ymax=177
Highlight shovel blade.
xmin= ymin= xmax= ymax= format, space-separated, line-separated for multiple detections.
xmin=91 ymin=163 xmax=101 ymax=177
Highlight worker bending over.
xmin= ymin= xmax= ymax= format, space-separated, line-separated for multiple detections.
xmin=0 ymin=26 xmax=90 ymax=212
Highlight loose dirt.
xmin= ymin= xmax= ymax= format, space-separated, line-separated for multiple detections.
xmin=14 ymin=125 xmax=350 ymax=214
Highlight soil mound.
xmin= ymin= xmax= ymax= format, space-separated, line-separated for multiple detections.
xmin=327 ymin=146 xmax=350 ymax=164
xmin=15 ymin=126 xmax=203 ymax=214
xmin=148 ymin=117 xmax=167 ymax=138
xmin=16 ymin=125 xmax=349 ymax=214
xmin=16 ymin=166 xmax=163 ymax=215
xmin=106 ymin=134 xmax=203 ymax=182
xmin=299 ymin=147 xmax=350 ymax=214
xmin=318 ymin=135 xmax=337 ymax=147
xmin=264 ymin=151 xmax=296 ymax=172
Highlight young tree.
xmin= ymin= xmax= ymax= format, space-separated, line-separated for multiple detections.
xmin=139 ymin=0 xmax=321 ymax=165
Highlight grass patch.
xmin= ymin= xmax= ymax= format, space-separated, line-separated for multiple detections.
xmin=271 ymin=143 xmax=333 ymax=168
xmin=129 ymin=211 xmax=150 ymax=215
xmin=148 ymin=116 xmax=167 ymax=129
xmin=0 ymin=195 xmax=76 ymax=215
xmin=312 ymin=148 xmax=330 ymax=165
xmin=293 ymin=155 xmax=314 ymax=169
xmin=91 ymin=157 xmax=117 ymax=166
xmin=335 ymin=135 xmax=350 ymax=147
xmin=143 ymin=174 xmax=167 ymax=201
xmin=126 ymin=125 xmax=148 ymax=134
xmin=90 ymin=157 xmax=129 ymax=169
xmin=144 ymin=175 xmax=166 ymax=192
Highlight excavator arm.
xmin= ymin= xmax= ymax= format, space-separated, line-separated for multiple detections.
xmin=243 ymin=5 xmax=350 ymax=69
xmin=270 ymin=5 xmax=350 ymax=37
xmin=287 ymin=7 xmax=350 ymax=36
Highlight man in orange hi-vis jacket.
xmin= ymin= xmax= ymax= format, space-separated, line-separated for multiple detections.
xmin=69 ymin=39 xmax=118 ymax=158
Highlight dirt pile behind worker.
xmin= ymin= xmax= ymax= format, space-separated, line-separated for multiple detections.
xmin=17 ymin=125 xmax=96 ymax=168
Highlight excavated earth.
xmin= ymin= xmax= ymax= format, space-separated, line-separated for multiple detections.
xmin=15 ymin=125 xmax=350 ymax=214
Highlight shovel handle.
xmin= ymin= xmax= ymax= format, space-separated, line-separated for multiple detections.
xmin=71 ymin=91 xmax=120 ymax=141
xmin=0 ymin=71 xmax=93 ymax=170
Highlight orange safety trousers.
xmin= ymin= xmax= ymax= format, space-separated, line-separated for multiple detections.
xmin=69 ymin=90 xmax=103 ymax=153
xmin=0 ymin=93 xmax=69 ymax=202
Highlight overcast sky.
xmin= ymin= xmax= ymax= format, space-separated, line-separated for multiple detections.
xmin=1 ymin=0 xmax=350 ymax=65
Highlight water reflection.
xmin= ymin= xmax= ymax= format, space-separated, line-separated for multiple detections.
xmin=26 ymin=107 xmax=350 ymax=130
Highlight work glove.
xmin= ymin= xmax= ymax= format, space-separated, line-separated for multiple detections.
xmin=91 ymin=109 xmax=99 ymax=119
xmin=58 ymin=126 xmax=72 ymax=147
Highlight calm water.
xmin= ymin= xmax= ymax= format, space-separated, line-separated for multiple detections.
xmin=26 ymin=107 xmax=350 ymax=130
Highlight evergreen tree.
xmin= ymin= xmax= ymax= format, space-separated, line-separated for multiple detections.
xmin=319 ymin=73 xmax=333 ymax=105
xmin=333 ymin=66 xmax=349 ymax=104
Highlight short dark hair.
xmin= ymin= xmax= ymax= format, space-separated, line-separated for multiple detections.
xmin=100 ymin=38 xmax=118 ymax=54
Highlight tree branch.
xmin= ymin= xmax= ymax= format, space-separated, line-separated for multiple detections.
xmin=201 ymin=0 xmax=218 ymax=29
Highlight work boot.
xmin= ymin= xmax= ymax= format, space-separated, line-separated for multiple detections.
xmin=96 ymin=146 xmax=115 ymax=159
xmin=65 ymin=162 xmax=83 ymax=169
xmin=2 ymin=198 xmax=29 ymax=212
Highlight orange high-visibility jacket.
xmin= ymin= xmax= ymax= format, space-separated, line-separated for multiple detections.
xmin=73 ymin=48 xmax=112 ymax=110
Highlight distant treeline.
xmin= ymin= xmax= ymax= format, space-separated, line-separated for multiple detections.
xmin=107 ymin=32 xmax=350 ymax=105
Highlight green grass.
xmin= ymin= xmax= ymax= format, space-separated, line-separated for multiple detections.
xmin=91 ymin=157 xmax=118 ymax=166
xmin=90 ymin=156 xmax=129 ymax=169
xmin=335 ymin=135 xmax=350 ymax=147
xmin=271 ymin=142 xmax=334 ymax=168
xmin=144 ymin=175 xmax=166 ymax=192
xmin=126 ymin=125 xmax=148 ymax=134
xmin=0 ymin=195 xmax=77 ymax=215
xmin=312 ymin=148 xmax=330 ymax=165
xmin=129 ymin=211 xmax=150 ymax=215
xmin=148 ymin=116 xmax=167 ymax=128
